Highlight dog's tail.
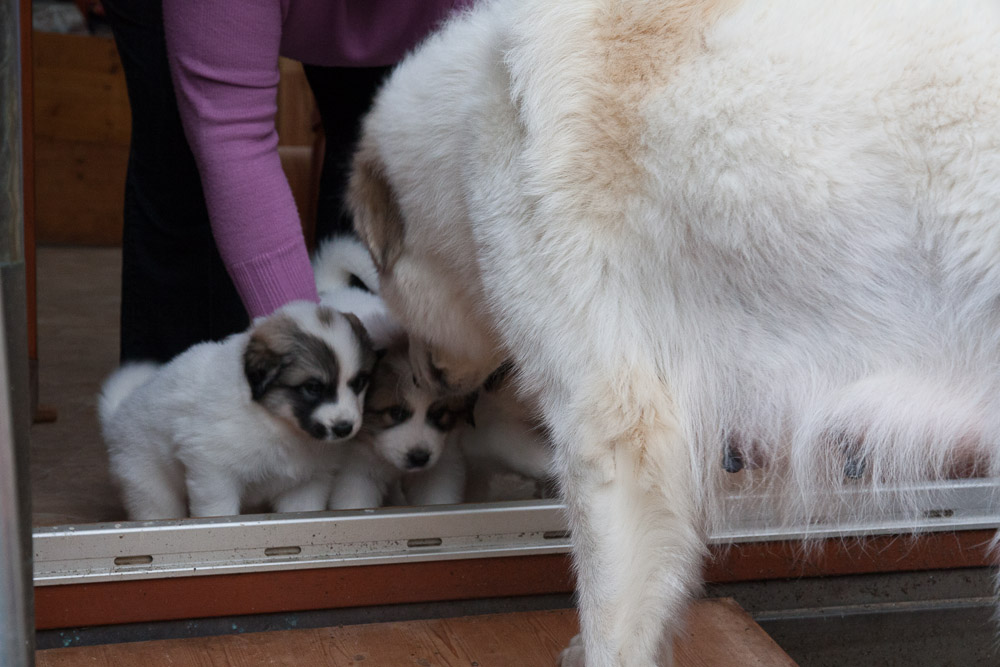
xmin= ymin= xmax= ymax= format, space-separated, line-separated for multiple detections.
xmin=98 ymin=362 xmax=160 ymax=425
xmin=312 ymin=235 xmax=380 ymax=295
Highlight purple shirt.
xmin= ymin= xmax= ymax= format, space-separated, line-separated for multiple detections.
xmin=163 ymin=0 xmax=468 ymax=318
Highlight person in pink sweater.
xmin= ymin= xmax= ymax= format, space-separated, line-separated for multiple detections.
xmin=103 ymin=0 xmax=468 ymax=362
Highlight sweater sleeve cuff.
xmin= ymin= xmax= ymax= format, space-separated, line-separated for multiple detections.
xmin=227 ymin=238 xmax=319 ymax=319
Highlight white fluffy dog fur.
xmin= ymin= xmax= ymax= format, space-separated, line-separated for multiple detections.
xmin=100 ymin=301 xmax=377 ymax=520
xmin=348 ymin=1 xmax=1000 ymax=664
xmin=313 ymin=235 xmax=404 ymax=348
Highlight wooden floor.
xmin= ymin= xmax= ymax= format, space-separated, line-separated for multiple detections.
xmin=36 ymin=599 xmax=796 ymax=666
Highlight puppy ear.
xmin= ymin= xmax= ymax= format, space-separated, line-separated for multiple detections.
xmin=348 ymin=139 xmax=404 ymax=273
xmin=243 ymin=315 xmax=296 ymax=400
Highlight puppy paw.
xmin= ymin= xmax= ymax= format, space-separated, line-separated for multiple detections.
xmin=557 ymin=633 xmax=586 ymax=667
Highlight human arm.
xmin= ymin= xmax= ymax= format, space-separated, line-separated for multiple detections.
xmin=163 ymin=0 xmax=318 ymax=318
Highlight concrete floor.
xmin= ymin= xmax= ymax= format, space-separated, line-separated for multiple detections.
xmin=31 ymin=245 xmax=123 ymax=526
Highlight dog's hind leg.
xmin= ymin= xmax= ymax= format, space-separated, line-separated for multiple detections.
xmin=186 ymin=468 xmax=242 ymax=517
xmin=328 ymin=451 xmax=389 ymax=510
xmin=273 ymin=476 xmax=331 ymax=513
xmin=553 ymin=388 xmax=703 ymax=667
xmin=118 ymin=459 xmax=187 ymax=520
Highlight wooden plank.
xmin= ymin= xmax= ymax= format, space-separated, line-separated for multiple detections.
xmin=35 ymin=600 xmax=796 ymax=666
xmin=677 ymin=598 xmax=796 ymax=667
xmin=32 ymin=31 xmax=130 ymax=146
xmin=31 ymin=30 xmax=129 ymax=245
xmin=35 ymin=530 xmax=996 ymax=631
xmin=33 ymin=135 xmax=127 ymax=246
xmin=276 ymin=58 xmax=319 ymax=147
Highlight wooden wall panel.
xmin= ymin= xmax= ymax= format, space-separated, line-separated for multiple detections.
xmin=33 ymin=135 xmax=128 ymax=246
xmin=32 ymin=31 xmax=129 ymax=246
xmin=32 ymin=33 xmax=130 ymax=145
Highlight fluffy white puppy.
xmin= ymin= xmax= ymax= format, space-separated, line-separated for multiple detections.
xmin=459 ymin=368 xmax=555 ymax=502
xmin=328 ymin=339 xmax=473 ymax=510
xmin=313 ymin=235 xmax=402 ymax=348
xmin=100 ymin=301 xmax=377 ymax=520
xmin=348 ymin=1 xmax=1000 ymax=664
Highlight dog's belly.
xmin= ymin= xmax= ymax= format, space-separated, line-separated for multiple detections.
xmin=651 ymin=214 xmax=995 ymax=476
xmin=553 ymin=0 xmax=1000 ymax=484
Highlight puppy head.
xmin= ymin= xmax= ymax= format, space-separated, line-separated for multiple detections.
xmin=243 ymin=301 xmax=378 ymax=442
xmin=350 ymin=137 xmax=504 ymax=395
xmin=362 ymin=339 xmax=476 ymax=472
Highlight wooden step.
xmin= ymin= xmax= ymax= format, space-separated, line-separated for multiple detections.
xmin=36 ymin=598 xmax=796 ymax=666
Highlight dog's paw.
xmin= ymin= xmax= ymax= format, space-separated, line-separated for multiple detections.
xmin=557 ymin=633 xmax=586 ymax=667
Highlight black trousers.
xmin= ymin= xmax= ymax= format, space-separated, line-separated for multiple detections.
xmin=104 ymin=0 xmax=388 ymax=363
xmin=303 ymin=64 xmax=390 ymax=242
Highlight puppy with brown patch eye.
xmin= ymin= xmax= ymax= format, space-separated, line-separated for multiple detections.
xmin=100 ymin=301 xmax=377 ymax=521
xmin=379 ymin=404 xmax=413 ymax=428
xmin=328 ymin=340 xmax=476 ymax=510
xmin=245 ymin=305 xmax=377 ymax=443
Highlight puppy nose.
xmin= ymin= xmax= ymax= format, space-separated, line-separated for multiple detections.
xmin=405 ymin=448 xmax=431 ymax=469
xmin=331 ymin=421 xmax=355 ymax=438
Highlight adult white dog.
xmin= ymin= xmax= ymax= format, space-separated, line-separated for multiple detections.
xmin=349 ymin=1 xmax=1000 ymax=664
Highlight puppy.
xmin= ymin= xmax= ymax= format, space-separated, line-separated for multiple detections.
xmin=328 ymin=338 xmax=473 ymax=510
xmin=349 ymin=1 xmax=1000 ymax=664
xmin=100 ymin=300 xmax=377 ymax=520
xmin=459 ymin=367 xmax=555 ymax=502
xmin=313 ymin=235 xmax=402 ymax=348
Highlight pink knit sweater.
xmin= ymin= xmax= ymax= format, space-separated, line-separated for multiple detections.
xmin=163 ymin=0 xmax=467 ymax=318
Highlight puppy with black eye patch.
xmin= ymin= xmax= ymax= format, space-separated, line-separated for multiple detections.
xmin=100 ymin=300 xmax=378 ymax=520
xmin=328 ymin=338 xmax=475 ymax=510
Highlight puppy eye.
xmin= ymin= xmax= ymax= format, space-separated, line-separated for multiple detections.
xmin=298 ymin=380 xmax=325 ymax=399
xmin=348 ymin=372 xmax=370 ymax=394
xmin=385 ymin=405 xmax=410 ymax=425
xmin=427 ymin=407 xmax=456 ymax=431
